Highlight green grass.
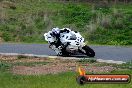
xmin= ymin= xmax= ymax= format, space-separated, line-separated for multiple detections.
xmin=0 ymin=57 xmax=132 ymax=88
xmin=14 ymin=61 xmax=49 ymax=66
xmin=0 ymin=0 xmax=132 ymax=45
xmin=0 ymin=61 xmax=49 ymax=69
xmin=0 ymin=70 xmax=131 ymax=88
xmin=92 ymin=61 xmax=132 ymax=69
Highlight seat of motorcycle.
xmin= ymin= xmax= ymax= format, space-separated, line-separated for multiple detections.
xmin=74 ymin=31 xmax=78 ymax=33
xmin=60 ymin=29 xmax=70 ymax=33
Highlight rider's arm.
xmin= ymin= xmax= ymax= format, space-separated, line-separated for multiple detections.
xmin=46 ymin=31 xmax=56 ymax=44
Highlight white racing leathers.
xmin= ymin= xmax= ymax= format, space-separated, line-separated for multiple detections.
xmin=44 ymin=30 xmax=95 ymax=57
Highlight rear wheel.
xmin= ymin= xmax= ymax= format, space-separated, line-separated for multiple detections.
xmin=82 ymin=45 xmax=95 ymax=57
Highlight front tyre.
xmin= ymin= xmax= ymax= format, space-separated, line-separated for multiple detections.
xmin=82 ymin=45 xmax=95 ymax=57
xmin=59 ymin=47 xmax=71 ymax=56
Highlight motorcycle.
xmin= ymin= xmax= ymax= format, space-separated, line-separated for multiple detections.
xmin=44 ymin=29 xmax=95 ymax=57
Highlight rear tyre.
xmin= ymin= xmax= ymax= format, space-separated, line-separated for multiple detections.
xmin=82 ymin=45 xmax=95 ymax=57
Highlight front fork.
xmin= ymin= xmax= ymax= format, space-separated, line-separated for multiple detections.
xmin=78 ymin=43 xmax=86 ymax=54
xmin=49 ymin=44 xmax=62 ymax=55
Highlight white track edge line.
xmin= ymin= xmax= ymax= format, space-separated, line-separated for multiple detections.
xmin=0 ymin=52 xmax=126 ymax=64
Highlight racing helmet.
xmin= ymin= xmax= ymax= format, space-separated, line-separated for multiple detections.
xmin=51 ymin=27 xmax=60 ymax=37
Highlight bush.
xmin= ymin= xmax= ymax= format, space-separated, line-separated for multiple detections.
xmin=0 ymin=1 xmax=131 ymax=45
xmin=17 ymin=55 xmax=29 ymax=59
xmin=2 ymin=32 xmax=12 ymax=41
xmin=100 ymin=15 xmax=111 ymax=28
xmin=88 ymin=27 xmax=132 ymax=45
xmin=60 ymin=4 xmax=93 ymax=28
xmin=114 ymin=18 xmax=124 ymax=29
xmin=94 ymin=1 xmax=111 ymax=14
xmin=78 ymin=58 xmax=97 ymax=63
xmin=0 ymin=62 xmax=12 ymax=71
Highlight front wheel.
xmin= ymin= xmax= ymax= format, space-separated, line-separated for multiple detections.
xmin=82 ymin=45 xmax=95 ymax=57
xmin=60 ymin=48 xmax=71 ymax=56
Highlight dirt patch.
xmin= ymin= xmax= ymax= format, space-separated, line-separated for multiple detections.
xmin=0 ymin=55 xmax=18 ymax=61
xmin=85 ymin=66 xmax=116 ymax=73
xmin=12 ymin=65 xmax=116 ymax=75
xmin=0 ymin=1 xmax=16 ymax=9
xmin=0 ymin=55 xmax=117 ymax=75
xmin=12 ymin=58 xmax=78 ymax=75
xmin=0 ymin=55 xmax=53 ymax=63
xmin=11 ymin=58 xmax=116 ymax=75
xmin=12 ymin=62 xmax=77 ymax=75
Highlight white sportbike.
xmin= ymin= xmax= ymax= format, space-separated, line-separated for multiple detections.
xmin=44 ymin=30 xmax=95 ymax=57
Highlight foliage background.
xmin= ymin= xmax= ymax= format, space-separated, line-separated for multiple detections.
xmin=0 ymin=0 xmax=132 ymax=45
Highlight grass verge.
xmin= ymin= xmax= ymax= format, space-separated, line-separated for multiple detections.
xmin=0 ymin=70 xmax=131 ymax=88
xmin=0 ymin=55 xmax=132 ymax=88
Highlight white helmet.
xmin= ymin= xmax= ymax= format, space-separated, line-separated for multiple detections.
xmin=52 ymin=27 xmax=60 ymax=35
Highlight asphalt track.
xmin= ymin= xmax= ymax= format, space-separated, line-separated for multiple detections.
xmin=0 ymin=43 xmax=132 ymax=62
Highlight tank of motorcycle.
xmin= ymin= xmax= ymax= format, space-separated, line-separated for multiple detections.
xmin=60 ymin=31 xmax=85 ymax=47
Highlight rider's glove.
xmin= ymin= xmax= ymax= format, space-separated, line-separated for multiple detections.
xmin=58 ymin=45 xmax=63 ymax=50
xmin=49 ymin=44 xmax=56 ymax=49
xmin=57 ymin=52 xmax=62 ymax=56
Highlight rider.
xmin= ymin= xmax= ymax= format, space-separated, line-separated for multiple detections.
xmin=50 ymin=27 xmax=71 ymax=48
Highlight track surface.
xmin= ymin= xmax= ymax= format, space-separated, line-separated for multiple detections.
xmin=0 ymin=43 xmax=132 ymax=62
